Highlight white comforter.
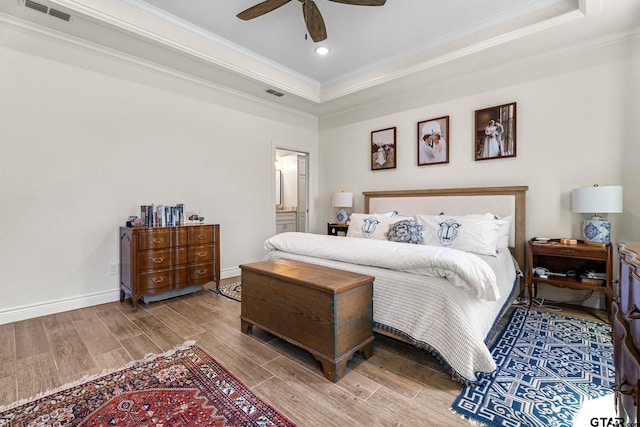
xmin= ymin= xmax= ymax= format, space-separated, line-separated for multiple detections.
xmin=263 ymin=232 xmax=518 ymax=382
xmin=264 ymin=232 xmax=499 ymax=301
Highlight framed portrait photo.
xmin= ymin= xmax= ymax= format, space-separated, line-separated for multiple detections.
xmin=475 ymin=102 xmax=516 ymax=161
xmin=417 ymin=116 xmax=449 ymax=166
xmin=371 ymin=127 xmax=396 ymax=170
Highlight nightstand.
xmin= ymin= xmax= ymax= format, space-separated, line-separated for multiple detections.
xmin=328 ymin=223 xmax=349 ymax=236
xmin=527 ymin=239 xmax=612 ymax=321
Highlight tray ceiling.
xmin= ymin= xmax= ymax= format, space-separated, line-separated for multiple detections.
xmin=3 ymin=0 xmax=638 ymax=116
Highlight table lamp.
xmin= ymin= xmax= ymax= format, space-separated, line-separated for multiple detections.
xmin=332 ymin=191 xmax=353 ymax=225
xmin=571 ymin=184 xmax=623 ymax=245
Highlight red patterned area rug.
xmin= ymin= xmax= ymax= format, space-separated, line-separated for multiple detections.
xmin=0 ymin=341 xmax=296 ymax=427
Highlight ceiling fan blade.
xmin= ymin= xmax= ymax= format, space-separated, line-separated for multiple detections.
xmin=302 ymin=0 xmax=327 ymax=42
xmin=328 ymin=0 xmax=386 ymax=6
xmin=237 ymin=0 xmax=292 ymax=20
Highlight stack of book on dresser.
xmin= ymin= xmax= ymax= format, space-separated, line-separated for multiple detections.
xmin=140 ymin=203 xmax=184 ymax=227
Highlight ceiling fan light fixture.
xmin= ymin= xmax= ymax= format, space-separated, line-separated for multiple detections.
xmin=315 ymin=46 xmax=330 ymax=55
xmin=238 ymin=0 xmax=385 ymax=42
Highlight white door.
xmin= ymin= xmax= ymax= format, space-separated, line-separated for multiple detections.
xmin=275 ymin=149 xmax=309 ymax=234
xmin=297 ymin=155 xmax=307 ymax=232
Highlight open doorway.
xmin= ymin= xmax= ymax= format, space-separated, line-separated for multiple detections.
xmin=275 ymin=149 xmax=308 ymax=234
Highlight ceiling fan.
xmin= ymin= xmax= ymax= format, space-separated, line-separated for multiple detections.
xmin=237 ymin=0 xmax=387 ymax=43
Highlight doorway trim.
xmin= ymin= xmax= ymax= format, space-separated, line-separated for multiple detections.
xmin=273 ymin=142 xmax=312 ymax=235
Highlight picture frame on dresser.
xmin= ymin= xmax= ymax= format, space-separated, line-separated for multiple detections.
xmin=371 ymin=127 xmax=396 ymax=170
xmin=475 ymin=102 xmax=516 ymax=161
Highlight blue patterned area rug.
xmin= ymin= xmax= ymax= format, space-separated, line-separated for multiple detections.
xmin=452 ymin=307 xmax=615 ymax=427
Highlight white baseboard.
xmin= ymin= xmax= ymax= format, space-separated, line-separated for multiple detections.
xmin=0 ymin=267 xmax=243 ymax=325
xmin=222 ymin=267 xmax=241 ymax=279
xmin=0 ymin=290 xmax=120 ymax=325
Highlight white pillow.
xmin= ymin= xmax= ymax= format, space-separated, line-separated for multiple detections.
xmin=373 ymin=211 xmax=398 ymax=217
xmin=459 ymin=213 xmax=513 ymax=248
xmin=416 ymin=214 xmax=500 ymax=256
xmin=347 ymin=213 xmax=403 ymax=240
xmin=418 ymin=212 xmax=512 ymax=247
xmin=494 ymin=215 xmax=512 ymax=248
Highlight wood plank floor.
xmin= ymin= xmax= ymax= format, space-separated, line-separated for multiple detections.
xmin=0 ymin=278 xmax=606 ymax=426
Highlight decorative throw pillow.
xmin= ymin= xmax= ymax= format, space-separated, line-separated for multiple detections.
xmin=347 ymin=213 xmax=402 ymax=240
xmin=416 ymin=214 xmax=500 ymax=255
xmin=387 ymin=219 xmax=423 ymax=244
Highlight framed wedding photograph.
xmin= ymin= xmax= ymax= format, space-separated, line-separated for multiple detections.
xmin=371 ymin=127 xmax=397 ymax=170
xmin=474 ymin=102 xmax=516 ymax=161
xmin=417 ymin=116 xmax=449 ymax=166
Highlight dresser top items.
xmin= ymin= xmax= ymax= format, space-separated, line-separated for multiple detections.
xmin=130 ymin=203 xmax=205 ymax=228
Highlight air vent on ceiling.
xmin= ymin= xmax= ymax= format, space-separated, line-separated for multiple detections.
xmin=23 ymin=0 xmax=71 ymax=22
xmin=49 ymin=8 xmax=71 ymax=22
xmin=266 ymin=89 xmax=285 ymax=97
xmin=24 ymin=0 xmax=47 ymax=14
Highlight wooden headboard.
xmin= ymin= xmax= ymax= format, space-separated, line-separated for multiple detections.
xmin=364 ymin=186 xmax=528 ymax=270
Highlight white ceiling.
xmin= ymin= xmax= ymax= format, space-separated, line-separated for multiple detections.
xmin=3 ymin=0 xmax=639 ymax=116
xmin=134 ymin=0 xmax=570 ymax=85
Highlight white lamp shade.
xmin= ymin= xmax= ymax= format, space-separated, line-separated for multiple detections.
xmin=571 ymin=185 xmax=623 ymax=214
xmin=332 ymin=192 xmax=353 ymax=208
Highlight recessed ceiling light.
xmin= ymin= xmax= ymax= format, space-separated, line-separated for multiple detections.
xmin=315 ymin=46 xmax=330 ymax=56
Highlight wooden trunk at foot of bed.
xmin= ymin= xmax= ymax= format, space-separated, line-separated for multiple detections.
xmin=239 ymin=259 xmax=375 ymax=382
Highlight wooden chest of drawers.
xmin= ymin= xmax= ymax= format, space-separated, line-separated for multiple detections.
xmin=613 ymin=242 xmax=640 ymax=423
xmin=239 ymin=259 xmax=374 ymax=382
xmin=119 ymin=224 xmax=219 ymax=311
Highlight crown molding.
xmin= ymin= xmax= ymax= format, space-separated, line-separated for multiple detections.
xmin=48 ymin=0 xmax=598 ymax=105
xmin=49 ymin=0 xmax=323 ymax=102
xmin=318 ymin=6 xmax=590 ymax=102
xmin=0 ymin=11 xmax=320 ymax=124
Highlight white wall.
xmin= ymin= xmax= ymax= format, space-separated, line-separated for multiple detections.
xmin=0 ymin=23 xmax=318 ymax=323
xmin=316 ymin=35 xmax=640 ymax=306
xmin=318 ymin=37 xmax=639 ymax=241
xmin=1 ymin=12 xmax=637 ymax=322
xmin=620 ymin=43 xmax=640 ymax=243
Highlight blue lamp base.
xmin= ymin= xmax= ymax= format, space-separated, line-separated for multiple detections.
xmin=583 ymin=216 xmax=611 ymax=245
xmin=336 ymin=209 xmax=349 ymax=225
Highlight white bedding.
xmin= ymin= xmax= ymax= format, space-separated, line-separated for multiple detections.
xmin=263 ymin=232 xmax=518 ymax=382
xmin=264 ymin=233 xmax=499 ymax=300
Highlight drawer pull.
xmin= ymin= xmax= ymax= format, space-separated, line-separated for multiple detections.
xmin=195 ymin=234 xmax=207 ymax=240
xmin=149 ymin=257 xmax=164 ymax=264
xmin=560 ymin=249 xmax=575 ymax=255
xmin=628 ymin=304 xmax=640 ymax=319
xmin=151 ymin=277 xmax=165 ymax=283
xmin=152 ymin=238 xmax=165 ymax=244
xmin=196 ymin=269 xmax=209 ymax=275
xmin=195 ymin=251 xmax=207 ymax=257
xmin=613 ymin=376 xmax=637 ymax=397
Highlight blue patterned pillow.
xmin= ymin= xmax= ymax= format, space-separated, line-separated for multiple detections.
xmin=387 ymin=219 xmax=423 ymax=244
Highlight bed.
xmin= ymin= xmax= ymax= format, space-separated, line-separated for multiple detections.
xmin=263 ymin=186 xmax=528 ymax=383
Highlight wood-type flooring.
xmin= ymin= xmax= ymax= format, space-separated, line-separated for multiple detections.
xmin=0 ymin=278 xmax=605 ymax=426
